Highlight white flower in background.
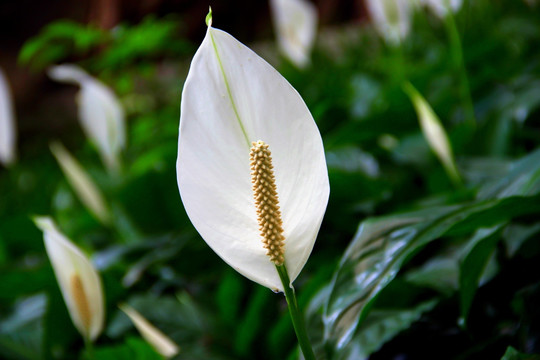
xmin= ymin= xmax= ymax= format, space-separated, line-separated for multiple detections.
xmin=120 ymin=304 xmax=180 ymax=358
xmin=177 ymin=13 xmax=329 ymax=292
xmin=48 ymin=64 xmax=126 ymax=173
xmin=50 ymin=141 xmax=111 ymax=225
xmin=403 ymin=82 xmax=461 ymax=185
xmin=365 ymin=0 xmax=412 ymax=45
xmin=34 ymin=217 xmax=105 ymax=342
xmin=270 ymin=0 xmax=318 ymax=68
xmin=420 ymin=0 xmax=463 ymax=18
xmin=0 ymin=67 xmax=17 ymax=166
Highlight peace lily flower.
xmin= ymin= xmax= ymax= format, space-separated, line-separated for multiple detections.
xmin=419 ymin=0 xmax=462 ymax=18
xmin=120 ymin=304 xmax=180 ymax=358
xmin=0 ymin=67 xmax=17 ymax=166
xmin=50 ymin=141 xmax=111 ymax=225
xmin=365 ymin=0 xmax=412 ymax=45
xmin=48 ymin=64 xmax=126 ymax=173
xmin=34 ymin=216 xmax=105 ymax=342
xmin=270 ymin=0 xmax=318 ymax=68
xmin=403 ymin=82 xmax=461 ymax=185
xmin=176 ymin=12 xmax=329 ymax=292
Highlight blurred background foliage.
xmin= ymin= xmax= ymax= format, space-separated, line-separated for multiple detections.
xmin=1 ymin=0 xmax=540 ymax=359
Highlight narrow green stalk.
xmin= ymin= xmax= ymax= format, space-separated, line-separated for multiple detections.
xmin=390 ymin=41 xmax=406 ymax=86
xmin=445 ymin=10 xmax=477 ymax=130
xmin=83 ymin=336 xmax=95 ymax=360
xmin=276 ymin=265 xmax=316 ymax=360
xmin=443 ymin=160 xmax=463 ymax=189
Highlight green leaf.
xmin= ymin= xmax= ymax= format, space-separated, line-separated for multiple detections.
xmin=405 ymin=252 xmax=459 ymax=296
xmin=108 ymin=293 xmax=207 ymax=343
xmin=500 ymin=346 xmax=540 ymax=360
xmin=503 ymin=223 xmax=540 ymax=257
xmin=216 ymin=270 xmax=245 ymax=327
xmin=97 ymin=16 xmax=187 ymax=69
xmin=0 ymin=267 xmax=55 ymax=301
xmin=0 ymin=294 xmax=46 ymax=360
xmin=324 ymin=203 xmax=463 ymax=350
xmin=324 ymin=148 xmax=540 ymax=351
xmin=478 ymin=148 xmax=540 ymax=200
xmin=234 ymin=286 xmax=273 ymax=356
xmin=86 ymin=337 xmax=162 ymax=360
xmin=335 ymin=299 xmax=438 ymax=360
xmin=459 ymin=226 xmax=503 ymax=322
xmin=18 ymin=20 xmax=105 ymax=69
xmin=43 ymin=282 xmax=79 ymax=357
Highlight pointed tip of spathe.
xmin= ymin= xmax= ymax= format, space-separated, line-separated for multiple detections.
xmin=32 ymin=215 xmax=53 ymax=232
xmin=206 ymin=6 xmax=213 ymax=27
xmin=48 ymin=140 xmax=62 ymax=155
xmin=47 ymin=64 xmax=88 ymax=85
xmin=119 ymin=303 xmax=180 ymax=358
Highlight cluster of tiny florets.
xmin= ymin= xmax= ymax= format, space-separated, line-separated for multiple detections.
xmin=71 ymin=274 xmax=91 ymax=331
xmin=250 ymin=140 xmax=285 ymax=265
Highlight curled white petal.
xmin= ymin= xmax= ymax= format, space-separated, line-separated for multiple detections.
xmin=270 ymin=0 xmax=318 ymax=68
xmin=120 ymin=304 xmax=180 ymax=358
xmin=420 ymin=0 xmax=463 ymax=18
xmin=365 ymin=0 xmax=412 ymax=45
xmin=34 ymin=217 xmax=105 ymax=341
xmin=177 ymin=26 xmax=329 ymax=291
xmin=50 ymin=141 xmax=111 ymax=225
xmin=48 ymin=64 xmax=126 ymax=172
xmin=403 ymin=82 xmax=461 ymax=184
xmin=0 ymin=68 xmax=17 ymax=166
xmin=48 ymin=65 xmax=89 ymax=84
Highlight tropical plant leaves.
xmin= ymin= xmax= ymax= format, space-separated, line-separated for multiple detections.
xmin=324 ymin=149 xmax=540 ymax=353
xmin=459 ymin=225 xmax=502 ymax=322
xmin=333 ymin=299 xmax=438 ymax=360
xmin=86 ymin=337 xmax=162 ymax=360
xmin=0 ymin=295 xmax=46 ymax=360
xmin=500 ymin=346 xmax=540 ymax=360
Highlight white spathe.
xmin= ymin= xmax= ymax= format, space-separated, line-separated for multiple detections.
xmin=365 ymin=0 xmax=412 ymax=45
xmin=403 ymin=82 xmax=461 ymax=184
xmin=270 ymin=0 xmax=318 ymax=68
xmin=177 ymin=23 xmax=329 ymax=292
xmin=120 ymin=304 xmax=180 ymax=358
xmin=0 ymin=68 xmax=17 ymax=166
xmin=50 ymin=142 xmax=111 ymax=225
xmin=34 ymin=217 xmax=105 ymax=341
xmin=420 ymin=0 xmax=463 ymax=18
xmin=48 ymin=64 xmax=125 ymax=172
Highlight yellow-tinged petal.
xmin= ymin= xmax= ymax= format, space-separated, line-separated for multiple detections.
xmin=403 ymin=82 xmax=462 ymax=185
xmin=34 ymin=217 xmax=105 ymax=341
xmin=270 ymin=0 xmax=318 ymax=68
xmin=50 ymin=142 xmax=111 ymax=225
xmin=0 ymin=67 xmax=16 ymax=166
xmin=365 ymin=0 xmax=412 ymax=45
xmin=177 ymin=22 xmax=329 ymax=292
xmin=48 ymin=64 xmax=126 ymax=172
xmin=120 ymin=304 xmax=180 ymax=358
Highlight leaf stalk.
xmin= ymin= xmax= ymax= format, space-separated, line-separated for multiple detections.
xmin=276 ymin=264 xmax=316 ymax=360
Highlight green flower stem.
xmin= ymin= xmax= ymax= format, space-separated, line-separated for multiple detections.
xmin=84 ymin=337 xmax=95 ymax=360
xmin=445 ymin=10 xmax=477 ymax=130
xmin=276 ymin=265 xmax=316 ymax=360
